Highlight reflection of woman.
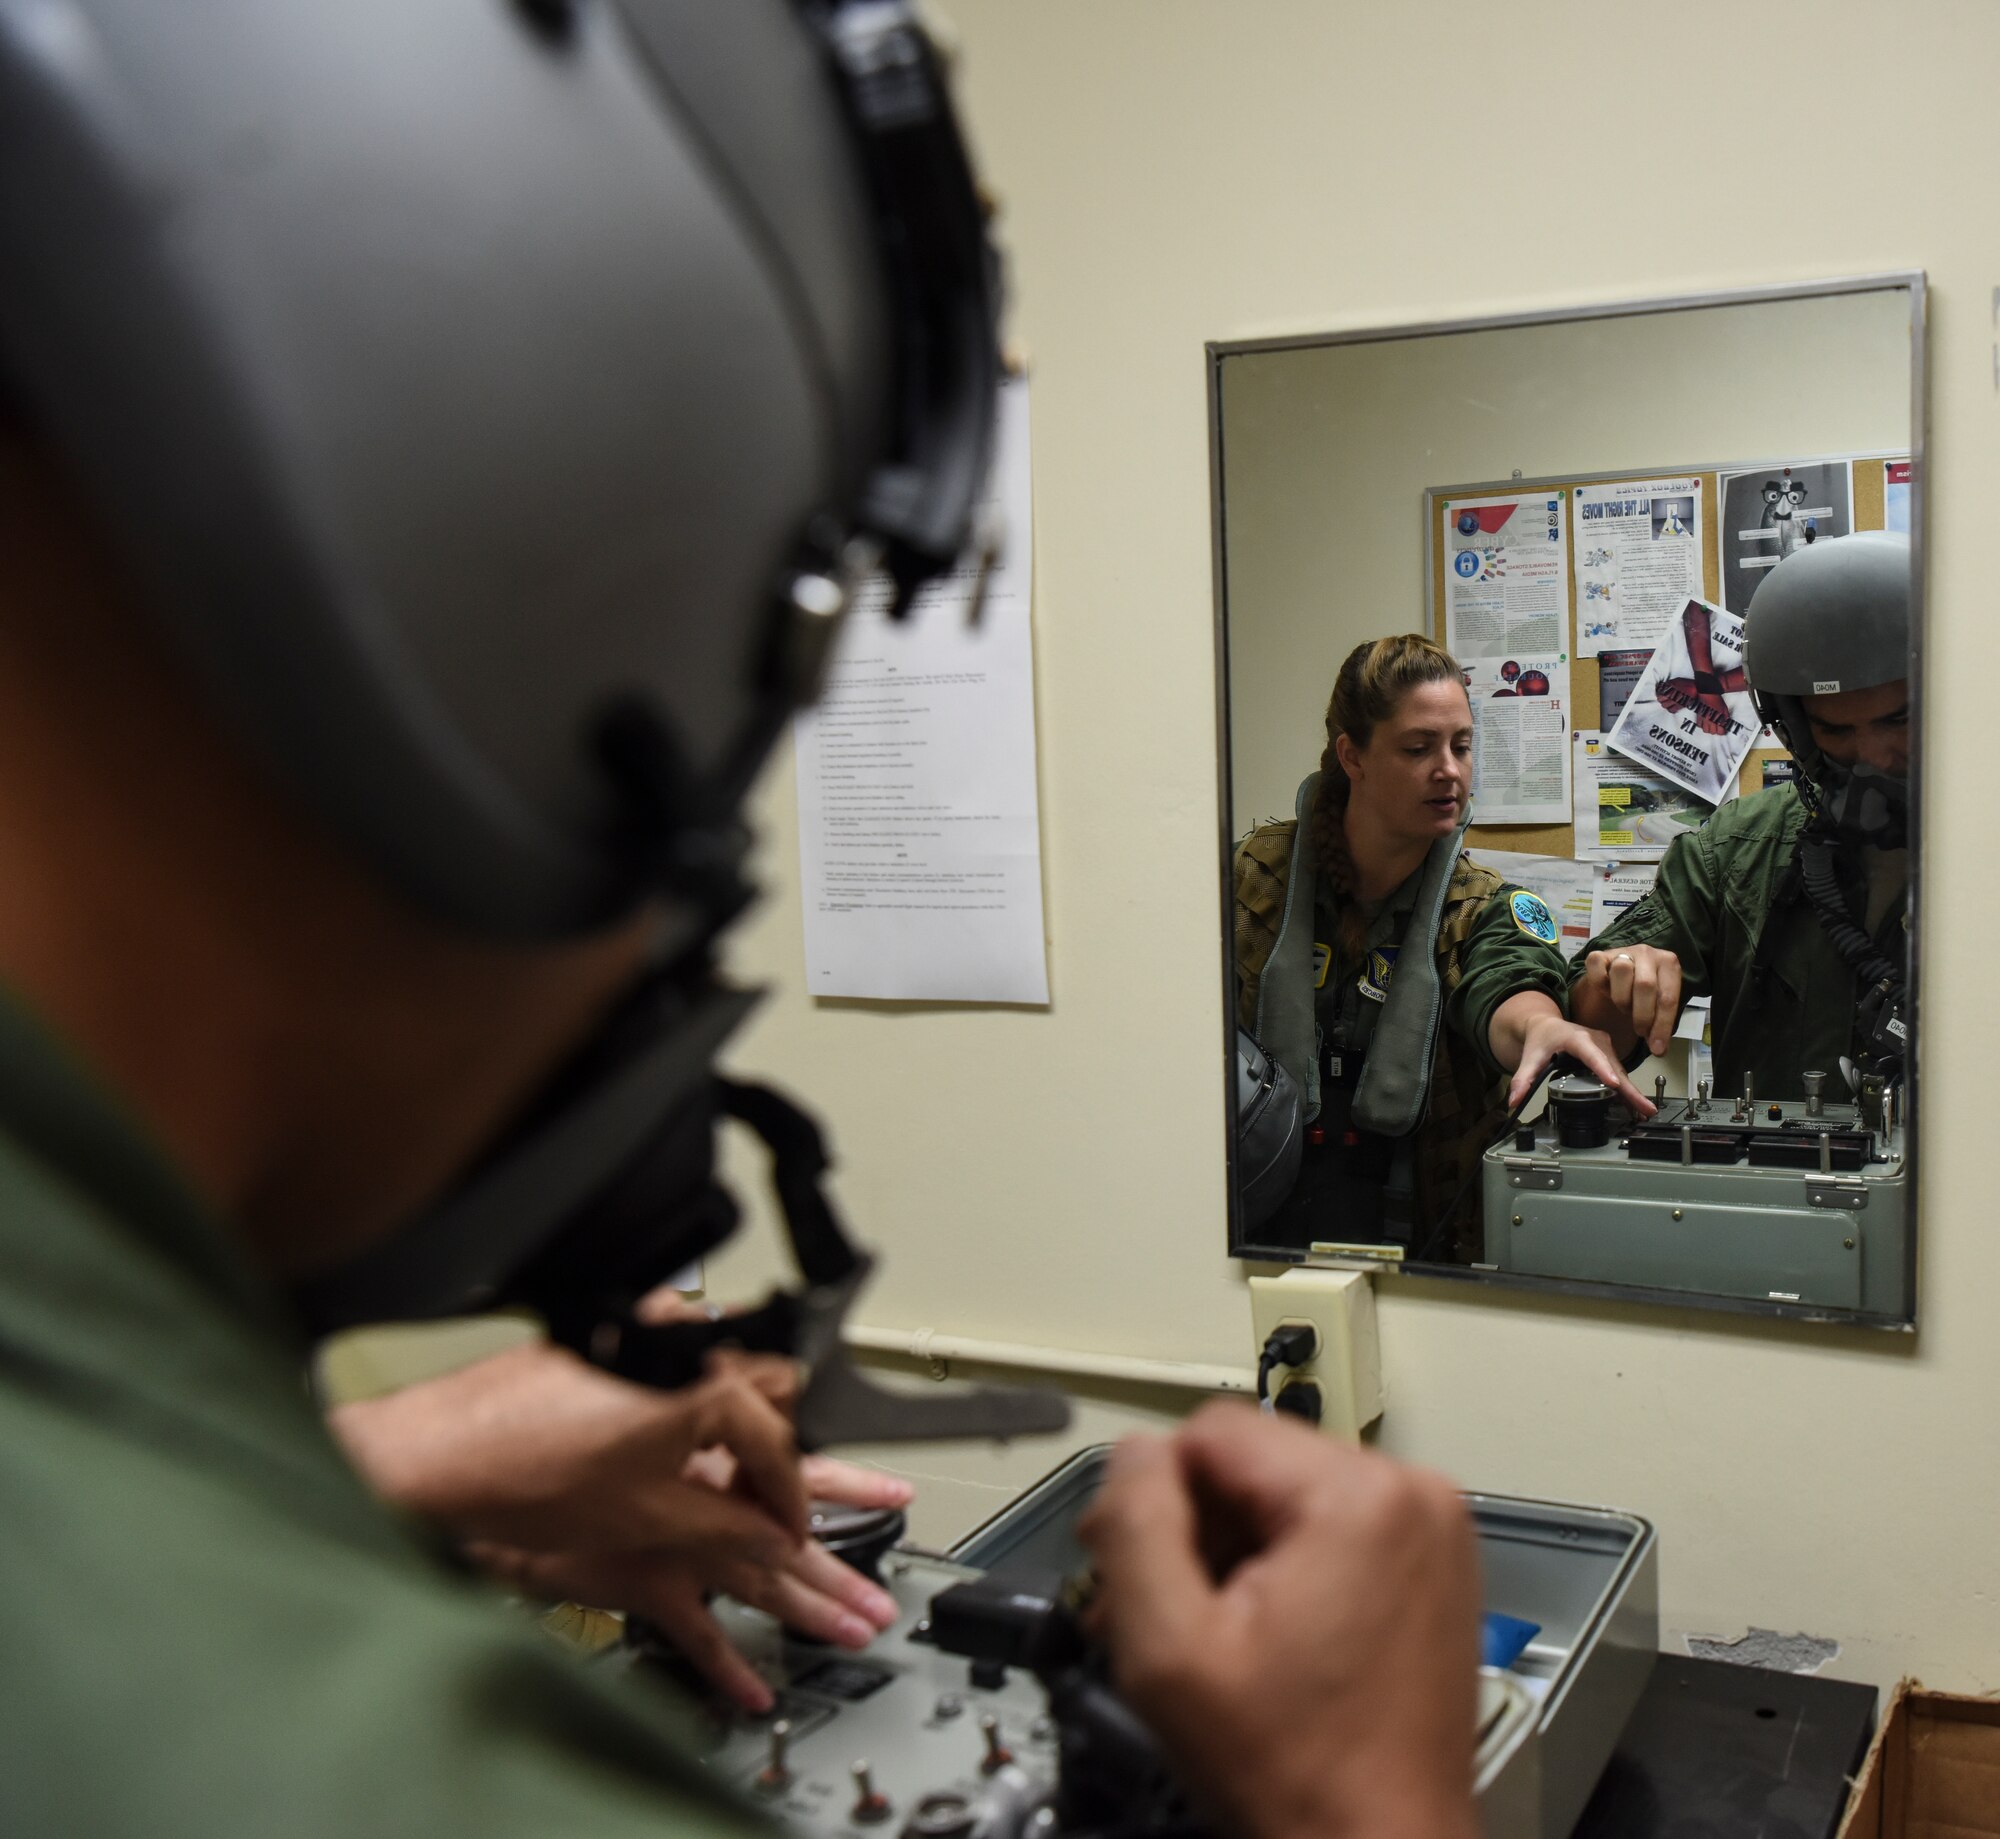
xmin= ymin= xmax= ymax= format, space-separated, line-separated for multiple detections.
xmin=1233 ymin=635 xmax=1644 ymax=1259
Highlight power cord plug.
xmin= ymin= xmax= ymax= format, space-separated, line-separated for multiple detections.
xmin=1272 ymin=1378 xmax=1324 ymax=1425
xmin=1255 ymin=1321 xmax=1319 ymax=1406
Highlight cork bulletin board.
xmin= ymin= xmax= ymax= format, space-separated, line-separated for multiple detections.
xmin=1425 ymin=453 xmax=1903 ymax=858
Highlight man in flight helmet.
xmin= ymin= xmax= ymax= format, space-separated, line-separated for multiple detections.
xmin=1569 ymin=532 xmax=1912 ymax=1095
xmin=0 ymin=3 xmax=1481 ymax=1836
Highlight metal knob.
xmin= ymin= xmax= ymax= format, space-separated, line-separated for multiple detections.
xmin=1696 ymin=1079 xmax=1710 ymax=1111
xmin=851 ymin=1760 xmax=892 ymax=1825
xmin=904 ymin=1794 xmax=977 ymax=1839
xmin=979 ymin=1713 xmax=1015 ymax=1775
xmin=1744 ymin=1072 xmax=1756 ymax=1108
xmin=1654 ymin=1074 xmax=1667 ymax=1107
xmin=756 ymin=1719 xmax=793 ymax=1794
xmin=1803 ymin=1070 xmax=1826 ymax=1118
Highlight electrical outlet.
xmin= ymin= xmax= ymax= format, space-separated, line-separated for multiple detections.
xmin=1247 ymin=1268 xmax=1383 ymax=1440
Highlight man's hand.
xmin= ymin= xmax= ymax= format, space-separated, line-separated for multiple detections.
xmin=1569 ymin=944 xmax=1684 ymax=1060
xmin=463 ymin=1512 xmax=898 ymax=1714
xmin=329 ymin=1341 xmax=907 ymax=1711
xmin=1079 ymin=1406 xmax=1482 ymax=1839
xmin=329 ymin=1340 xmax=809 ymax=1559
xmin=1489 ymin=991 xmax=1653 ymax=1114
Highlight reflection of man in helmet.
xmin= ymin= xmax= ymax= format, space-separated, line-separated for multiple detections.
xmin=1569 ymin=533 xmax=1911 ymax=1096
xmin=0 ymin=5 xmax=1480 ymax=1833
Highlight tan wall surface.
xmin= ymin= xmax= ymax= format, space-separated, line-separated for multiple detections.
xmin=699 ymin=0 xmax=1994 ymax=1688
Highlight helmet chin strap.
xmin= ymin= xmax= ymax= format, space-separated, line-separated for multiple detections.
xmin=296 ymin=951 xmax=1071 ymax=1449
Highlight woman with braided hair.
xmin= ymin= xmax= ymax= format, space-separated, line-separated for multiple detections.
xmin=1233 ymin=634 xmax=1649 ymax=1260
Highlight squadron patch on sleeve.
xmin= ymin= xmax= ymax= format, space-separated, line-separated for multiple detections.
xmin=1508 ymin=889 xmax=1559 ymax=945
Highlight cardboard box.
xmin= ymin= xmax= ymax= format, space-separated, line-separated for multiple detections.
xmin=1840 ymin=1678 xmax=2000 ymax=1836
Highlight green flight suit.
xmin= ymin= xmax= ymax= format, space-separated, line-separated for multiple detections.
xmin=0 ymin=988 xmax=767 ymax=1838
xmin=1568 ymin=782 xmax=1908 ymax=1097
xmin=1233 ymin=821 xmax=1567 ymax=1258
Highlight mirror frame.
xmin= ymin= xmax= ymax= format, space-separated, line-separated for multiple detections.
xmin=1208 ymin=274 xmax=1926 ymax=1328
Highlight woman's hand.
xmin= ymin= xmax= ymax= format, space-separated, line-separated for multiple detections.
xmin=1489 ymin=991 xmax=1655 ymax=1114
xmin=1569 ymin=943 xmax=1685 ymax=1060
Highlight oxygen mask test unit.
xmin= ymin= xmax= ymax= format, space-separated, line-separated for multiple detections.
xmin=1483 ymin=1066 xmax=1909 ymax=1318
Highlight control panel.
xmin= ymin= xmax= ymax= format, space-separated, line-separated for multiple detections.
xmin=642 ymin=1548 xmax=1533 ymax=1839
xmin=695 ymin=1552 xmax=1057 ymax=1838
xmin=1483 ymin=1070 xmax=1910 ymax=1316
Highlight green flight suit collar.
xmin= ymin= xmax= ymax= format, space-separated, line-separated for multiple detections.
xmin=0 ymin=983 xmax=293 ymax=1340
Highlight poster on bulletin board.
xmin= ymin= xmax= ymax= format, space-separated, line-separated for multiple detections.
xmin=1604 ymin=598 xmax=1762 ymax=804
xmin=1573 ymin=477 xmax=1705 ymax=656
xmin=1428 ymin=449 xmax=1905 ymax=860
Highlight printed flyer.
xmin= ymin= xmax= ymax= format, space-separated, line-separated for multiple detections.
xmin=1573 ymin=477 xmax=1704 ymax=656
xmin=1717 ymin=461 xmax=1852 ymax=616
xmin=1572 ymin=730 xmax=1730 ymax=862
xmin=1605 ymin=598 xmax=1760 ymax=803
xmin=1442 ymin=492 xmax=1568 ymax=660
xmin=1465 ymin=654 xmax=1570 ymax=824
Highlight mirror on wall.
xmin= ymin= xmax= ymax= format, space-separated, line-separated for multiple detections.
xmin=1212 ymin=277 xmax=1924 ymax=1326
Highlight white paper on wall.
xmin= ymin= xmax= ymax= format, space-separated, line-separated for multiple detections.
xmin=792 ymin=380 xmax=1050 ymax=1003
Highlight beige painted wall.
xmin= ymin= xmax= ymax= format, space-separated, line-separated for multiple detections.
xmin=1220 ymin=291 xmax=1913 ymax=833
xmin=691 ymin=0 xmax=2000 ymax=1689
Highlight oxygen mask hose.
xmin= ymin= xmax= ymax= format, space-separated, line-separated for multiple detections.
xmin=1797 ymin=831 xmax=1908 ymax=1074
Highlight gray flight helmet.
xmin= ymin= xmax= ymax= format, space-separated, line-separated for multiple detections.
xmin=1235 ymin=1030 xmax=1304 ymax=1234
xmin=1742 ymin=531 xmax=1912 ymax=844
xmin=0 ymin=0 xmax=1001 ymax=943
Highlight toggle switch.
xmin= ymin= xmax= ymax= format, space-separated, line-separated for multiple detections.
xmin=978 ymin=1713 xmax=1014 ymax=1775
xmin=850 ymin=1760 xmax=892 ymax=1824
xmin=756 ymin=1719 xmax=793 ymax=1794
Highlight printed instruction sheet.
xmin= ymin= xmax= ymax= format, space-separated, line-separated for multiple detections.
xmin=793 ymin=380 xmax=1050 ymax=1003
xmin=1572 ymin=477 xmax=1704 ymax=656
